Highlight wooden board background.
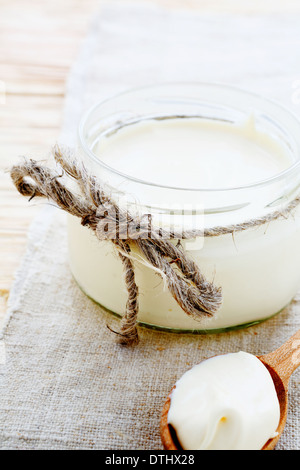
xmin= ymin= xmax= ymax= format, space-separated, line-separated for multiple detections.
xmin=1 ymin=0 xmax=300 ymax=328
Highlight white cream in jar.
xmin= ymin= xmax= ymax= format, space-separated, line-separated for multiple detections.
xmin=68 ymin=83 xmax=300 ymax=332
xmin=94 ymin=117 xmax=289 ymax=190
xmin=167 ymin=351 xmax=280 ymax=450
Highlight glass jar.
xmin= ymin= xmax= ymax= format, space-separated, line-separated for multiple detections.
xmin=67 ymin=82 xmax=300 ymax=332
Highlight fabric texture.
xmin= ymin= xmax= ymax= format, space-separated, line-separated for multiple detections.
xmin=1 ymin=0 xmax=299 ymax=450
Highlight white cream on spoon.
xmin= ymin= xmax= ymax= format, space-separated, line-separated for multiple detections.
xmin=167 ymin=351 xmax=280 ymax=450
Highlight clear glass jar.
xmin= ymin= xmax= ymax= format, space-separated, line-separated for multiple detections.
xmin=67 ymin=83 xmax=300 ymax=332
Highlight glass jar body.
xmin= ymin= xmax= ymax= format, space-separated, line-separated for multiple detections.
xmin=67 ymin=83 xmax=300 ymax=332
xmin=68 ymin=211 xmax=300 ymax=331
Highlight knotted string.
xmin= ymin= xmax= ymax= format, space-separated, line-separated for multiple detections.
xmin=10 ymin=146 xmax=300 ymax=345
xmin=10 ymin=146 xmax=224 ymax=345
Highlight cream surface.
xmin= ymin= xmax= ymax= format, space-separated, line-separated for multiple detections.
xmin=95 ymin=117 xmax=291 ymax=189
xmin=167 ymin=351 xmax=280 ymax=450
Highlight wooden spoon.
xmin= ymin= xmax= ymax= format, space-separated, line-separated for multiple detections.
xmin=160 ymin=329 xmax=300 ymax=450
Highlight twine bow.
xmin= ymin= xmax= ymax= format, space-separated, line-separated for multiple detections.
xmin=10 ymin=146 xmax=223 ymax=345
xmin=11 ymin=146 xmax=300 ymax=345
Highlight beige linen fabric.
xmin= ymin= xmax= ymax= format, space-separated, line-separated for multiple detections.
xmin=0 ymin=1 xmax=299 ymax=450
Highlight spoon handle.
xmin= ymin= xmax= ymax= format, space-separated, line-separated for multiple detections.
xmin=260 ymin=329 xmax=300 ymax=385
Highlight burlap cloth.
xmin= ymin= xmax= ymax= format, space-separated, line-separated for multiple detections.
xmin=1 ymin=1 xmax=299 ymax=450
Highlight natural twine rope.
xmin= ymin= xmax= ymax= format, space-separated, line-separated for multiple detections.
xmin=10 ymin=146 xmax=300 ymax=345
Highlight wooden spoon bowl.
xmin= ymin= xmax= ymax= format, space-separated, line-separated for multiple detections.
xmin=161 ymin=330 xmax=300 ymax=450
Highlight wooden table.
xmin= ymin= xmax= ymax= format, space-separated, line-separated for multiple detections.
xmin=1 ymin=0 xmax=299 ymax=328
xmin=0 ymin=0 xmax=98 ymax=326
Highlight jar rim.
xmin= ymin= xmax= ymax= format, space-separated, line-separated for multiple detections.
xmin=78 ymin=81 xmax=300 ymax=193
